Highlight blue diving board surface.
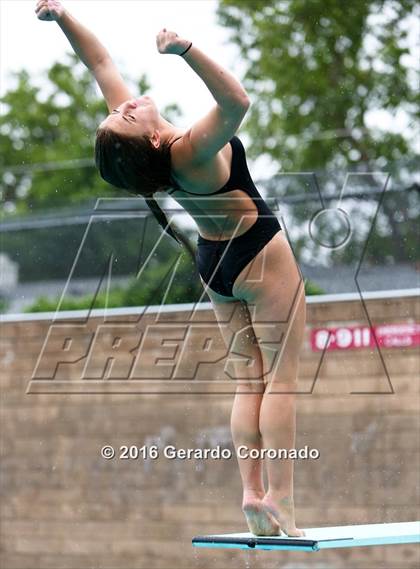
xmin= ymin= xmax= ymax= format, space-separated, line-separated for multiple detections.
xmin=192 ymin=521 xmax=420 ymax=551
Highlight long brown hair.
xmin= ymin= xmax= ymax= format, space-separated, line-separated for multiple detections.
xmin=94 ymin=125 xmax=196 ymax=260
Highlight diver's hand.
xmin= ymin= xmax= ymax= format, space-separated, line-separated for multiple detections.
xmin=35 ymin=0 xmax=65 ymax=22
xmin=156 ymin=29 xmax=191 ymax=55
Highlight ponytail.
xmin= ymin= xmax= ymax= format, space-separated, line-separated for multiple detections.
xmin=144 ymin=195 xmax=197 ymax=262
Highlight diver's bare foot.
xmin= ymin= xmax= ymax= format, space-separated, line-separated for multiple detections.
xmin=242 ymin=490 xmax=281 ymax=536
xmin=261 ymin=492 xmax=305 ymax=537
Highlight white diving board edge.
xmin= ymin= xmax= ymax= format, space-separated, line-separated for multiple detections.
xmin=192 ymin=521 xmax=420 ymax=552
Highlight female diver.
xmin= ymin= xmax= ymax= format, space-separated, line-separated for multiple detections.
xmin=36 ymin=0 xmax=306 ymax=538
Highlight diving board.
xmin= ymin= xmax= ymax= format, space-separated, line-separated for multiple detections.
xmin=192 ymin=521 xmax=420 ymax=551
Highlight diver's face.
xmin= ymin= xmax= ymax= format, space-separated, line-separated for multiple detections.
xmin=101 ymin=96 xmax=160 ymax=141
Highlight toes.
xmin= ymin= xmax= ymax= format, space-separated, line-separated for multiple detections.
xmin=281 ymin=527 xmax=305 ymax=537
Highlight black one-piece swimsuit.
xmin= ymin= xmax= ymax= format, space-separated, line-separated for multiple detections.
xmin=167 ymin=135 xmax=282 ymax=298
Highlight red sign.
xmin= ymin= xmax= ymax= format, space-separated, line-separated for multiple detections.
xmin=311 ymin=322 xmax=420 ymax=351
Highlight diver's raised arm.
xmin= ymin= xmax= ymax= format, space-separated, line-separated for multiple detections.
xmin=35 ymin=0 xmax=110 ymax=69
xmin=156 ymin=29 xmax=250 ymax=163
xmin=156 ymin=29 xmax=249 ymax=107
xmin=35 ymin=1 xmax=133 ymax=110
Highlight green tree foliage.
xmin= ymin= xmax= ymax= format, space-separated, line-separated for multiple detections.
xmin=0 ymin=52 xmax=180 ymax=214
xmin=217 ymin=0 xmax=419 ymax=264
xmin=25 ymin=262 xmax=324 ymax=313
xmin=24 ymin=253 xmax=204 ymax=312
xmin=0 ymin=53 xmax=195 ymax=296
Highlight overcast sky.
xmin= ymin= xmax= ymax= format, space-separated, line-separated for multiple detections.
xmin=1 ymin=1 xmax=243 ymax=126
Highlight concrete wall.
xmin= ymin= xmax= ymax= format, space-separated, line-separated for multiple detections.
xmin=1 ymin=290 xmax=419 ymax=568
